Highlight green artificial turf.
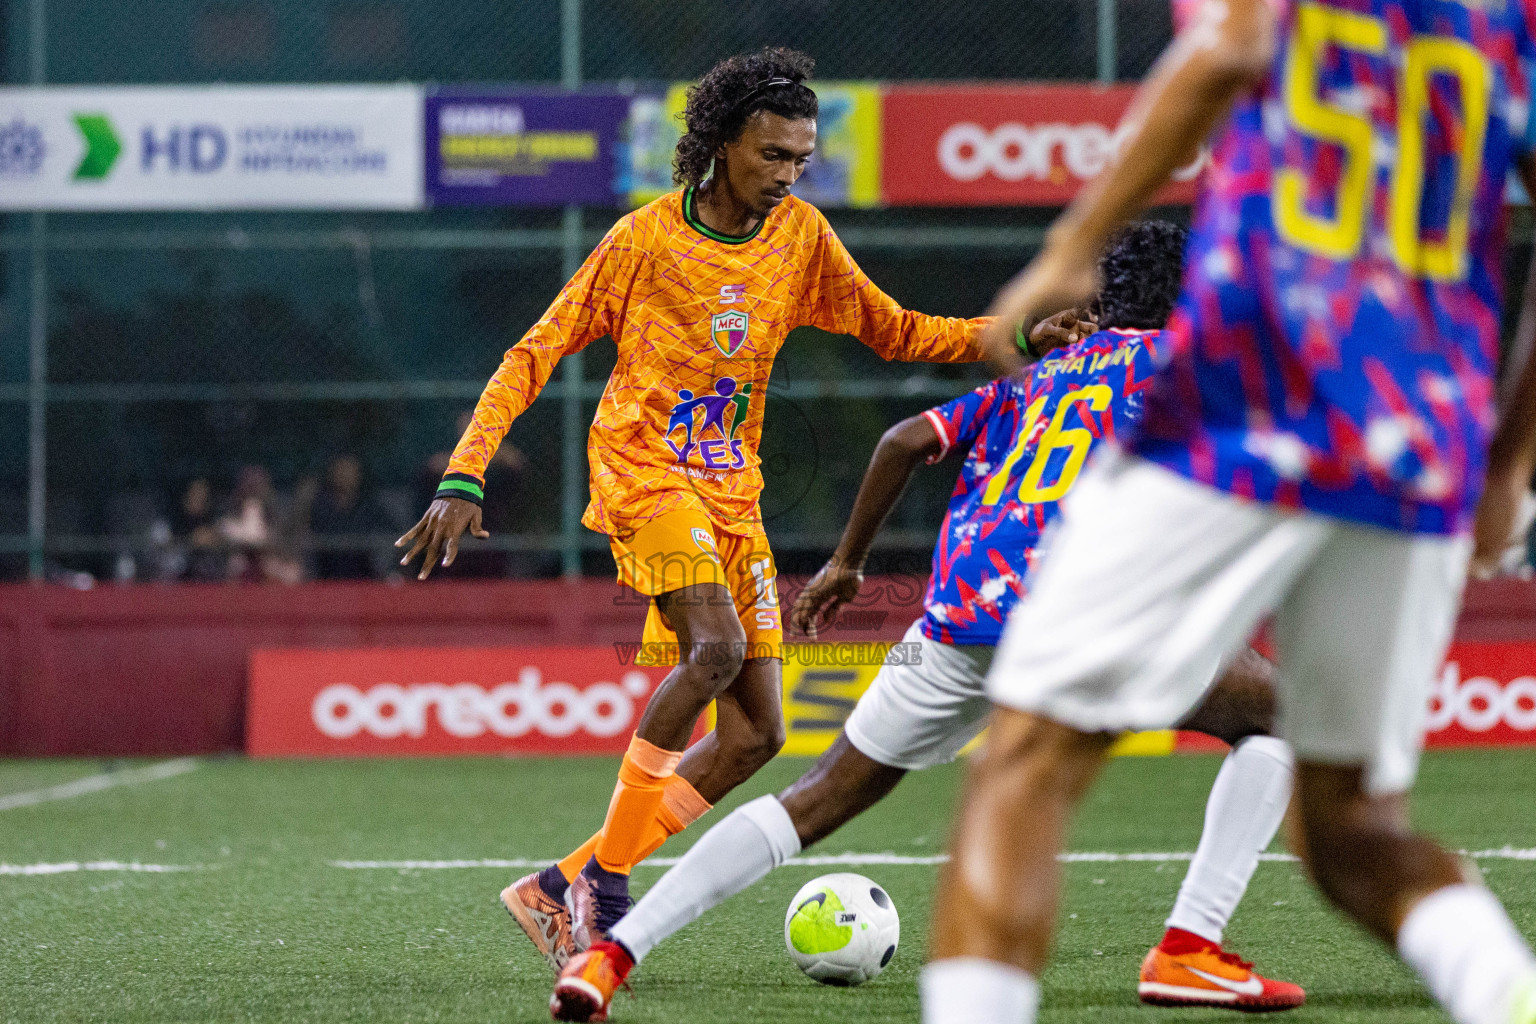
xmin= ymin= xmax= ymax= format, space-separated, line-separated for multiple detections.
xmin=0 ymin=749 xmax=1531 ymax=1023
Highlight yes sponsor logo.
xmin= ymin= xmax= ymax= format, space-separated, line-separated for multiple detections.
xmin=664 ymin=376 xmax=753 ymax=470
xmin=711 ymin=310 xmax=750 ymax=356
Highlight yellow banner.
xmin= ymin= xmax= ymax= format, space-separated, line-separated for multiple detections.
xmin=627 ymin=82 xmax=881 ymax=209
xmin=774 ymin=643 xmax=1174 ymax=759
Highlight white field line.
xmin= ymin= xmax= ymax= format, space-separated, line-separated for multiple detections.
xmin=6 ymin=848 xmax=1534 ymax=878
xmin=0 ymin=758 xmax=200 ymax=812
xmin=327 ymin=848 xmax=1536 ymax=870
xmin=0 ymin=861 xmax=198 ymax=876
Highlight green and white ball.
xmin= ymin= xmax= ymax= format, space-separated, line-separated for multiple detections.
xmin=784 ymin=872 xmax=900 ymax=986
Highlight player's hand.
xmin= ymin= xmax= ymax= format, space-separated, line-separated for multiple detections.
xmin=1029 ymin=307 xmax=1099 ymax=357
xmin=790 ymin=558 xmax=864 ymax=640
xmin=1470 ymin=469 xmax=1536 ymax=579
xmin=395 ymin=497 xmax=489 ymax=581
xmin=980 ymin=242 xmax=1101 ymax=377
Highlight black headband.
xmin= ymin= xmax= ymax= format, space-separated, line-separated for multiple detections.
xmin=728 ymin=77 xmax=811 ymax=120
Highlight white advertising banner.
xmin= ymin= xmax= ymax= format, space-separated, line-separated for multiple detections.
xmin=0 ymin=85 xmax=423 ymax=210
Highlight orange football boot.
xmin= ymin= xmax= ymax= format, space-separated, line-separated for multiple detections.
xmin=1139 ymin=937 xmax=1305 ymax=1012
xmin=550 ymin=940 xmax=633 ymax=1023
xmin=501 ymin=872 xmax=576 ymax=972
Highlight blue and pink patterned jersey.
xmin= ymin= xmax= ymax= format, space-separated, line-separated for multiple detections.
xmin=921 ymin=329 xmax=1163 ymax=645
xmin=1136 ymin=0 xmax=1536 ymax=534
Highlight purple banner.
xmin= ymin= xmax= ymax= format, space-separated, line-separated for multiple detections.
xmin=424 ymin=91 xmax=632 ymax=206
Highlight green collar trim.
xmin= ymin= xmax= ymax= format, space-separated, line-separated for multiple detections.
xmin=683 ymin=187 xmax=764 ymax=245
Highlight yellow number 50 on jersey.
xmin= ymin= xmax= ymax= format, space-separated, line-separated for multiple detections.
xmin=1275 ymin=2 xmax=1490 ymax=282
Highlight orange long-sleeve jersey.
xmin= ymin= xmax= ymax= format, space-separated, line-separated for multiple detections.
xmin=437 ymin=188 xmax=987 ymax=539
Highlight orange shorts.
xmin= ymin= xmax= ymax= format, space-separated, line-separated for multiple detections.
xmin=610 ymin=509 xmax=782 ymax=666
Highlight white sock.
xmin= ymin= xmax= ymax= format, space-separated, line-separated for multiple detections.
xmin=920 ymin=958 xmax=1040 ymax=1024
xmin=1398 ymin=884 xmax=1536 ymax=1024
xmin=1165 ymin=735 xmax=1293 ymax=944
xmin=610 ymin=794 xmax=801 ymax=963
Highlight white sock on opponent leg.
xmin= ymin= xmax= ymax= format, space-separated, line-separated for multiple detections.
xmin=610 ymin=794 xmax=801 ymax=963
xmin=920 ymin=958 xmax=1040 ymax=1024
xmin=1398 ymin=884 xmax=1536 ymax=1024
xmin=1165 ymin=735 xmax=1293 ymax=944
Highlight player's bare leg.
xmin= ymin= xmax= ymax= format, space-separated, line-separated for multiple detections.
xmin=671 ymin=656 xmax=786 ymax=803
xmin=1295 ymin=764 xmax=1536 ymax=1024
xmin=563 ymin=582 xmax=786 ymax=954
xmin=924 ymin=709 xmax=1110 ymax=1023
xmin=521 ymin=641 xmax=785 ymax=973
xmin=552 ymin=734 xmax=906 ymax=1023
xmin=1174 ymin=649 xmax=1275 ymax=746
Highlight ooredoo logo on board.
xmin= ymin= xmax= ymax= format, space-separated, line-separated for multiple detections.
xmin=247 ymin=648 xmax=679 ymax=756
xmin=1424 ymin=644 xmax=1536 ymax=748
xmin=882 ymin=84 xmax=1205 ymax=207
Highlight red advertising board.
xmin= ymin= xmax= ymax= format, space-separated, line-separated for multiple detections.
xmin=881 ymin=84 xmax=1203 ymax=207
xmin=1424 ymin=642 xmax=1536 ymax=748
xmin=249 ymin=640 xmax=1536 ymax=758
xmin=248 ymin=647 xmax=702 ymax=757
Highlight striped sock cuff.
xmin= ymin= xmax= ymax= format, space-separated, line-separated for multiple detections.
xmin=435 ymin=473 xmax=485 ymax=505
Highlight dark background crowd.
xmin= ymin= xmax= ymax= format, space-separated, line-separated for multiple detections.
xmin=46 ymin=412 xmax=550 ymax=586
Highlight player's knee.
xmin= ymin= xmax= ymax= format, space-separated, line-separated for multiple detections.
xmin=735 ymin=717 xmax=785 ymax=769
xmin=678 ymin=635 xmax=746 ymax=694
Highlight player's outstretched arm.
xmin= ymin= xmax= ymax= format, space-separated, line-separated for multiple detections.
xmin=395 ymin=496 xmax=490 ymax=581
xmin=1471 ymin=155 xmax=1536 ymax=576
xmin=978 ymin=0 xmax=1276 ymax=374
xmin=790 ymin=415 xmax=942 ymax=638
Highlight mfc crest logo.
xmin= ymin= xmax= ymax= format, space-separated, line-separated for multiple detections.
xmin=711 ymin=310 xmax=749 ymax=357
xmin=665 ymin=376 xmax=753 ymax=470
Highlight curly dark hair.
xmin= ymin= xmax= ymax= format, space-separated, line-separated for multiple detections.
xmin=673 ymin=47 xmax=819 ymax=188
xmin=1095 ymin=220 xmax=1189 ymax=331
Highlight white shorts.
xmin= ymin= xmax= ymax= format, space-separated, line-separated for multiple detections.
xmin=989 ymin=452 xmax=1471 ymax=795
xmin=843 ymin=619 xmax=995 ymax=771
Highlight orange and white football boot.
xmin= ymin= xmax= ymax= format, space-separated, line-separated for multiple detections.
xmin=501 ymin=871 xmax=576 ymax=972
xmin=1138 ymin=930 xmax=1305 ymax=1012
xmin=550 ymin=940 xmax=633 ymax=1023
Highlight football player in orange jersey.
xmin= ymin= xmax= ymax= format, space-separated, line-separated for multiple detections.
xmin=396 ymin=46 xmax=1028 ymax=978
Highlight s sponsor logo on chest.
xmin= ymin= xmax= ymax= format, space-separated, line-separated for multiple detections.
xmin=711 ymin=310 xmax=750 ymax=357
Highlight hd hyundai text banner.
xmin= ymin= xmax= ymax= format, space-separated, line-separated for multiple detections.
xmin=0 ymin=85 xmax=423 ymax=209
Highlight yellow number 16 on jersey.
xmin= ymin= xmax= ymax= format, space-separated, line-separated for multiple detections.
xmin=1275 ymin=1 xmax=1491 ymax=282
xmin=981 ymin=385 xmax=1113 ymax=507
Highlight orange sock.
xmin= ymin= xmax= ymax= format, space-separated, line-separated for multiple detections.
xmin=557 ymin=833 xmax=600 ymax=883
xmin=592 ymin=736 xmax=684 ymax=875
xmin=558 ymin=774 xmax=713 ymax=882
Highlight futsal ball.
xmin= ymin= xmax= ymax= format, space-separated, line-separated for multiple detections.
xmin=784 ymin=872 xmax=900 ymax=986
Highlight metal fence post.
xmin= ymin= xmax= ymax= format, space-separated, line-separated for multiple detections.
xmin=27 ymin=0 xmax=48 ymax=581
xmin=559 ymin=0 xmax=585 ymax=578
xmin=1097 ymin=0 xmax=1117 ymax=84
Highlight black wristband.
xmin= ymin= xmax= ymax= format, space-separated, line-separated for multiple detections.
xmin=435 ymin=472 xmax=485 ymax=507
